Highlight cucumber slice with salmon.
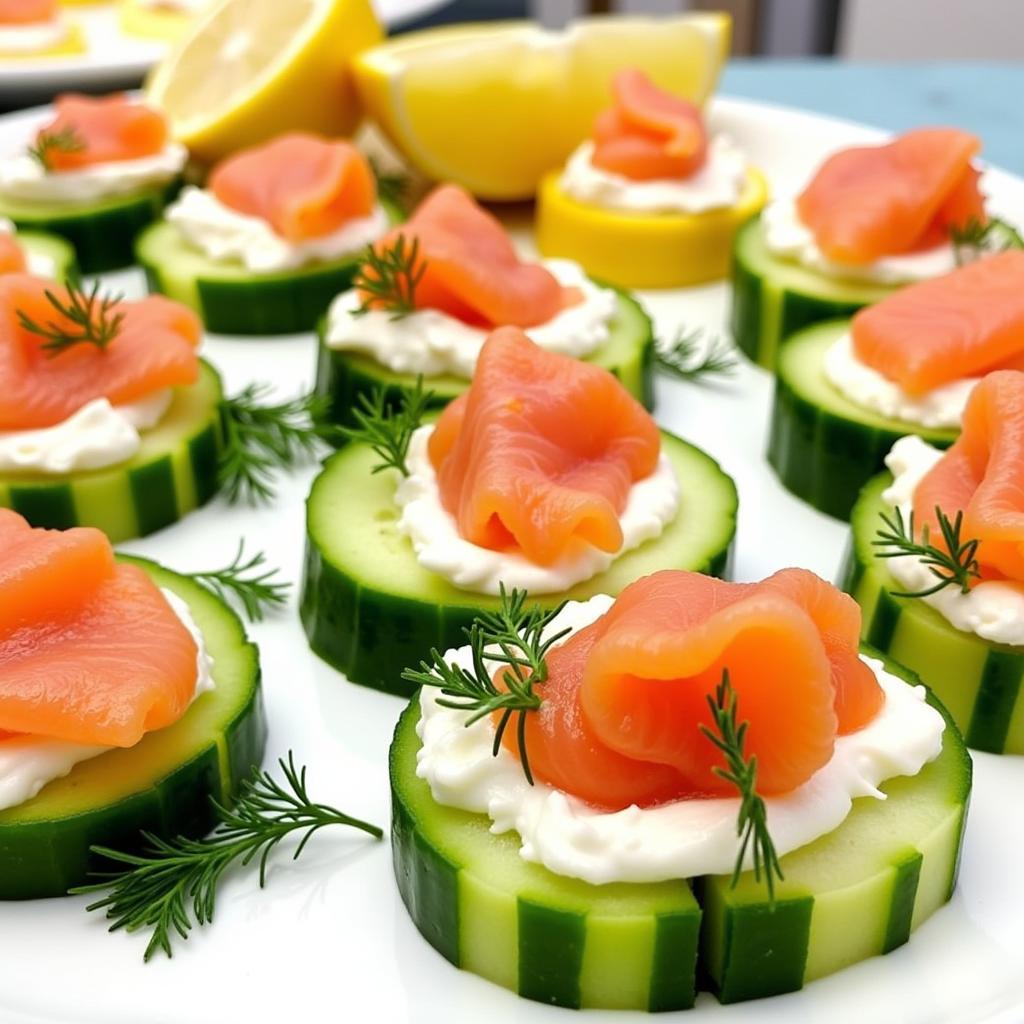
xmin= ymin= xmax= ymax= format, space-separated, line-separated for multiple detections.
xmin=17 ymin=229 xmax=78 ymax=282
xmin=0 ymin=555 xmax=266 ymax=900
xmin=0 ymin=360 xmax=223 ymax=542
xmin=300 ymin=428 xmax=737 ymax=696
xmin=842 ymin=470 xmax=1024 ymax=755
xmin=767 ymin=321 xmax=958 ymax=521
xmin=730 ymin=218 xmax=895 ymax=371
xmin=391 ymin=666 xmax=970 ymax=1009
xmin=314 ymin=287 xmax=656 ymax=428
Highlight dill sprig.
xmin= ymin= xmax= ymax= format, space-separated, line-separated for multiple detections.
xmin=189 ymin=541 xmax=289 ymax=622
xmin=352 ymin=235 xmax=426 ymax=320
xmin=951 ymin=216 xmax=1024 ymax=265
xmin=700 ymin=671 xmax=784 ymax=901
xmin=28 ymin=125 xmax=86 ymax=172
xmin=16 ymin=279 xmax=124 ymax=356
xmin=402 ymin=585 xmax=569 ymax=785
xmin=370 ymin=158 xmax=410 ymax=210
xmin=655 ymin=327 xmax=738 ymax=384
xmin=218 ymin=385 xmax=332 ymax=504
xmin=872 ymin=505 xmax=981 ymax=598
xmin=71 ymin=753 xmax=382 ymax=962
xmin=339 ymin=377 xmax=433 ymax=476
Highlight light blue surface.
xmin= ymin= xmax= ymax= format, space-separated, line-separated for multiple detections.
xmin=722 ymin=60 xmax=1023 ymax=175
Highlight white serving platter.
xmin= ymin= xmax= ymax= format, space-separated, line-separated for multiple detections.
xmin=0 ymin=95 xmax=1023 ymax=1024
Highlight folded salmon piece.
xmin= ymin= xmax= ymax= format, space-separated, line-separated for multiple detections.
xmin=0 ymin=235 xmax=26 ymax=275
xmin=0 ymin=274 xmax=200 ymax=430
xmin=429 ymin=327 xmax=661 ymax=566
xmin=796 ymin=128 xmax=985 ymax=264
xmin=210 ymin=132 xmax=377 ymax=242
xmin=851 ymin=250 xmax=1024 ymax=395
xmin=0 ymin=0 xmax=58 ymax=24
xmin=504 ymin=569 xmax=882 ymax=810
xmin=591 ymin=68 xmax=708 ymax=181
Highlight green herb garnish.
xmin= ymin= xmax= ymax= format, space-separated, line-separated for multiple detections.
xmin=352 ymin=235 xmax=426 ymax=320
xmin=71 ymin=753 xmax=382 ymax=962
xmin=28 ymin=125 xmax=86 ymax=172
xmin=16 ymin=279 xmax=124 ymax=356
xmin=951 ymin=216 xmax=1024 ymax=265
xmin=339 ymin=376 xmax=433 ymax=476
xmin=700 ymin=671 xmax=784 ymax=901
xmin=402 ymin=585 xmax=569 ymax=785
xmin=872 ymin=506 xmax=981 ymax=598
xmin=655 ymin=327 xmax=738 ymax=384
xmin=370 ymin=158 xmax=410 ymax=210
xmin=190 ymin=541 xmax=289 ymax=622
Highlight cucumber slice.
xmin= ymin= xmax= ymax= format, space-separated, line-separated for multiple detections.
xmin=136 ymin=200 xmax=404 ymax=336
xmin=842 ymin=471 xmax=1024 ymax=754
xmin=731 ymin=218 xmax=895 ymax=371
xmin=17 ymin=229 xmax=78 ymax=282
xmin=0 ymin=183 xmax=177 ymax=275
xmin=0 ymin=360 xmax=223 ymax=542
xmin=301 ymin=430 xmax=737 ymax=696
xmin=768 ymin=321 xmax=957 ymax=521
xmin=391 ymin=663 xmax=970 ymax=1009
xmin=0 ymin=555 xmax=266 ymax=899
xmin=313 ymin=287 xmax=656 ymax=429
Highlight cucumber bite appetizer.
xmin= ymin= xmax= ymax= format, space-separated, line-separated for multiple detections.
xmin=0 ymin=510 xmax=265 ymax=899
xmin=843 ymin=370 xmax=1024 ymax=755
xmin=119 ymin=0 xmax=209 ymax=41
xmin=0 ymin=93 xmax=186 ymax=275
xmin=0 ymin=217 xmax=76 ymax=282
xmin=0 ymin=0 xmax=84 ymax=58
xmin=139 ymin=132 xmax=398 ymax=335
xmin=302 ymin=328 xmax=736 ymax=695
xmin=733 ymin=128 xmax=989 ymax=369
xmin=536 ymin=69 xmax=768 ymax=289
xmin=769 ymin=251 xmax=1024 ymax=519
xmin=315 ymin=183 xmax=655 ymax=428
xmin=393 ymin=567 xmax=969 ymax=1009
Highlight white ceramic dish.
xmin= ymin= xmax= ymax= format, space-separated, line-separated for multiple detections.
xmin=0 ymin=96 xmax=1023 ymax=1024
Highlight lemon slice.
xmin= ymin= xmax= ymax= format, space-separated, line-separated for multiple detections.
xmin=146 ymin=0 xmax=383 ymax=165
xmin=353 ymin=14 xmax=731 ymax=201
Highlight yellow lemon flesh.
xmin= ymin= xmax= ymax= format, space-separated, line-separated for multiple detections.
xmin=354 ymin=14 xmax=731 ymax=201
xmin=145 ymin=0 xmax=382 ymax=166
xmin=536 ymin=167 xmax=769 ymax=289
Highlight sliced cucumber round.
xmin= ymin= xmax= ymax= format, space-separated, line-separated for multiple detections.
xmin=301 ymin=430 xmax=737 ymax=696
xmin=136 ymin=200 xmax=403 ymax=336
xmin=768 ymin=321 xmax=958 ymax=522
xmin=0 ymin=360 xmax=223 ymax=542
xmin=314 ymin=287 xmax=656 ymax=429
xmin=0 ymin=183 xmax=177 ymax=275
xmin=0 ymin=555 xmax=266 ymax=900
xmin=17 ymin=229 xmax=78 ymax=282
xmin=842 ymin=471 xmax=1024 ymax=755
xmin=391 ymin=668 xmax=969 ymax=1009
xmin=731 ymin=217 xmax=895 ymax=371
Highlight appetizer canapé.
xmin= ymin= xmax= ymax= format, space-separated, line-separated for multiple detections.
xmin=0 ymin=0 xmax=83 ymax=58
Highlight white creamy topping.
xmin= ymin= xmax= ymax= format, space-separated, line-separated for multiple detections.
xmin=0 ymin=588 xmax=215 ymax=813
xmin=0 ymin=18 xmax=68 ymax=53
xmin=0 ymin=143 xmax=187 ymax=205
xmin=824 ymin=332 xmax=977 ymax=429
xmin=395 ymin=425 xmax=680 ymax=595
xmin=0 ymin=390 xmax=172 ymax=475
xmin=325 ymin=258 xmax=618 ymax=379
xmin=166 ymin=186 xmax=390 ymax=273
xmin=416 ymin=595 xmax=945 ymax=885
xmin=559 ymin=136 xmax=748 ymax=214
xmin=883 ymin=435 xmax=1024 ymax=646
xmin=762 ymin=197 xmax=958 ymax=285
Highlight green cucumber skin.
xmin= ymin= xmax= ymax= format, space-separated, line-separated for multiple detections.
xmin=730 ymin=218 xmax=895 ymax=371
xmin=0 ymin=361 xmax=223 ymax=542
xmin=0 ymin=556 xmax=265 ymax=900
xmin=300 ymin=430 xmax=737 ymax=696
xmin=313 ymin=288 xmax=656 ymax=431
xmin=842 ymin=472 xmax=1024 ymax=754
xmin=767 ymin=320 xmax=957 ymax=522
xmin=18 ymin=230 xmax=79 ymax=282
xmin=0 ymin=183 xmax=178 ymax=275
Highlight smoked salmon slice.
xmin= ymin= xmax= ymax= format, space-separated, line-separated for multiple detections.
xmin=0 ymin=235 xmax=26 ymax=275
xmin=0 ymin=0 xmax=56 ymax=24
xmin=913 ymin=370 xmax=1024 ymax=582
xmin=37 ymin=93 xmax=169 ymax=172
xmin=366 ymin=185 xmax=575 ymax=329
xmin=591 ymin=68 xmax=708 ymax=181
xmin=0 ymin=510 xmax=198 ymax=748
xmin=796 ymin=128 xmax=984 ymax=264
xmin=505 ymin=569 xmax=882 ymax=810
xmin=429 ymin=327 xmax=660 ymax=565
xmin=0 ymin=274 xmax=200 ymax=430
xmin=851 ymin=250 xmax=1024 ymax=396
xmin=209 ymin=132 xmax=377 ymax=243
